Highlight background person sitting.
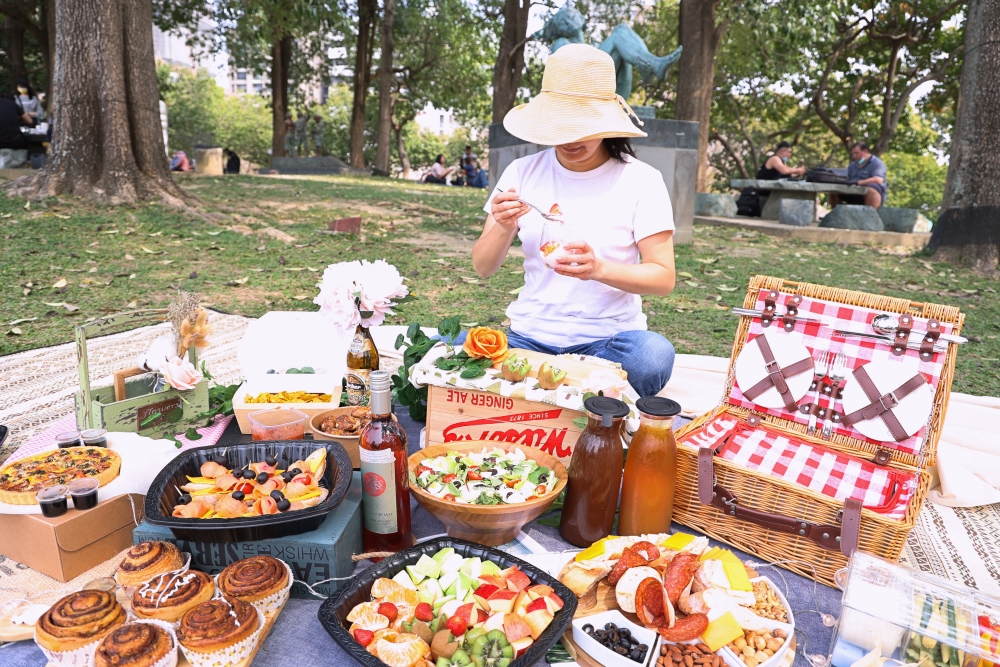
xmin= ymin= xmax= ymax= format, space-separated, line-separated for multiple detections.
xmin=16 ymin=80 xmax=43 ymax=125
xmin=0 ymin=91 xmax=31 ymax=168
xmin=756 ymin=141 xmax=806 ymax=180
xmin=829 ymin=141 xmax=887 ymax=209
xmin=223 ymin=148 xmax=241 ymax=174
xmin=169 ymin=150 xmax=190 ymax=172
xmin=423 ymin=154 xmax=454 ymax=184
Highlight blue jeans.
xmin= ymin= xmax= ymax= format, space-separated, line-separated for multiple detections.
xmin=451 ymin=329 xmax=675 ymax=397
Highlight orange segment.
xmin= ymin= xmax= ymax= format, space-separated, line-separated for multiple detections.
xmin=348 ymin=609 xmax=389 ymax=633
xmin=347 ymin=601 xmax=381 ymax=623
xmin=383 ymin=587 xmax=420 ymax=607
xmin=373 ymin=633 xmax=429 ymax=667
xmin=371 ymin=577 xmax=402 ymax=599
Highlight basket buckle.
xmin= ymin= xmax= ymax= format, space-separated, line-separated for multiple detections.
xmin=878 ymin=392 xmax=899 ymax=413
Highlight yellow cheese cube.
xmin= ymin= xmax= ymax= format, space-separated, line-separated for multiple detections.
xmin=700 ymin=547 xmax=722 ymax=561
xmin=702 ymin=612 xmax=744 ymax=652
xmin=662 ymin=533 xmax=696 ymax=550
xmin=722 ymin=559 xmax=753 ymax=591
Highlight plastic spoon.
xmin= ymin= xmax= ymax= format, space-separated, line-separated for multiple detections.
xmin=871 ymin=314 xmax=966 ymax=344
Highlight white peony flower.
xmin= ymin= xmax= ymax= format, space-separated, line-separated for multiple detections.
xmin=313 ymin=258 xmax=408 ymax=329
xmin=160 ymin=356 xmax=201 ymax=391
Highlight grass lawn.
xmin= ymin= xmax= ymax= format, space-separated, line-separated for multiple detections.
xmin=1 ymin=173 xmax=998 ymax=396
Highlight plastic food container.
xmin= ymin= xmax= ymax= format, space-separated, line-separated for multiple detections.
xmin=68 ymin=478 xmax=100 ymax=510
xmin=318 ymin=537 xmax=578 ymax=667
xmin=829 ymin=551 xmax=1000 ymax=667
xmin=36 ymin=485 xmax=68 ymax=518
xmin=55 ymin=431 xmax=82 ymax=449
xmin=572 ymin=610 xmax=658 ymax=667
xmin=80 ymin=428 xmax=108 ymax=447
xmin=247 ymin=409 xmax=308 ymax=441
xmin=144 ymin=441 xmax=352 ymax=542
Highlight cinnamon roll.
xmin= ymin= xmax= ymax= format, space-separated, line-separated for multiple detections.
xmin=177 ymin=596 xmax=259 ymax=653
xmin=132 ymin=569 xmax=215 ymax=623
xmin=216 ymin=556 xmax=289 ymax=605
xmin=115 ymin=541 xmax=185 ymax=587
xmin=95 ymin=622 xmax=175 ymax=667
xmin=35 ymin=590 xmax=127 ymax=652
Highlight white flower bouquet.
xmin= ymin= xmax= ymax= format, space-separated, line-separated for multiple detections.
xmin=313 ymin=259 xmax=411 ymax=330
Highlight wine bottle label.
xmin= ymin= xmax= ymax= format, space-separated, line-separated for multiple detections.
xmin=360 ymin=447 xmax=397 ymax=534
xmin=346 ymin=369 xmax=371 ymax=406
xmin=349 ymin=335 xmax=366 ymax=355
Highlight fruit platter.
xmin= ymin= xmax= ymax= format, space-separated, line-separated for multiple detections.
xmin=558 ymin=533 xmax=796 ymax=667
xmin=318 ymin=538 xmax=577 ymax=667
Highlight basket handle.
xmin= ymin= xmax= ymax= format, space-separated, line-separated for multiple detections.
xmin=697 ymin=446 xmax=862 ymax=555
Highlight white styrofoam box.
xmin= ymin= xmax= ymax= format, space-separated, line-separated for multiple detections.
xmin=718 ymin=577 xmax=794 ymax=667
xmin=572 ymin=610 xmax=660 ymax=667
xmin=237 ymin=311 xmax=350 ymax=394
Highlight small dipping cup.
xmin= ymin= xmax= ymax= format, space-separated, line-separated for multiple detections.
xmin=55 ymin=431 xmax=83 ymax=449
xmin=247 ymin=409 xmax=308 ymax=441
xmin=36 ymin=485 xmax=69 ymax=518
xmin=68 ymin=478 xmax=100 ymax=510
xmin=82 ymin=577 xmax=117 ymax=593
xmin=80 ymin=428 xmax=108 ymax=448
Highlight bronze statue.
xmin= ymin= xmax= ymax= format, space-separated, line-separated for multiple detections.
xmin=534 ymin=4 xmax=683 ymax=99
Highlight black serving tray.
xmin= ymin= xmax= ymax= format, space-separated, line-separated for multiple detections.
xmin=318 ymin=537 xmax=578 ymax=667
xmin=144 ymin=440 xmax=352 ymax=542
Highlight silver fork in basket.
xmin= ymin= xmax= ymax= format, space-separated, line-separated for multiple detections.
xmin=822 ymin=353 xmax=847 ymax=439
xmin=807 ymin=351 xmax=830 ymax=434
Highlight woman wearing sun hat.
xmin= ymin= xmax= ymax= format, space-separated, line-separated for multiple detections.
xmin=472 ymin=43 xmax=676 ymax=397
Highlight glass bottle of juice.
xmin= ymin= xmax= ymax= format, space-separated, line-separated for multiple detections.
xmin=618 ymin=396 xmax=681 ymax=536
xmin=346 ymin=323 xmax=380 ymax=406
xmin=359 ymin=370 xmax=412 ymax=555
xmin=559 ymin=396 xmax=630 ymax=547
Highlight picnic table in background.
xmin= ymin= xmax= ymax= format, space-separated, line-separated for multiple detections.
xmin=731 ymin=179 xmax=869 ymax=225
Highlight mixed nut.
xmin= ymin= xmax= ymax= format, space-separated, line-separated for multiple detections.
xmin=582 ymin=622 xmax=649 ymax=664
xmin=725 ymin=628 xmax=787 ymax=667
xmin=657 ymin=642 xmax=723 ymax=667
xmin=750 ymin=581 xmax=788 ymax=622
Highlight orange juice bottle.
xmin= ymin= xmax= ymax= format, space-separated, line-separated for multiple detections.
xmin=618 ymin=397 xmax=681 ymax=536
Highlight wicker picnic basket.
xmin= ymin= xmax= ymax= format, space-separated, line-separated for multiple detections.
xmin=672 ymin=275 xmax=963 ymax=587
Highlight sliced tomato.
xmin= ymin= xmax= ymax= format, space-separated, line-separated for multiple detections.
xmin=442 ymin=494 xmax=456 ymax=502
xmin=417 ymin=465 xmax=433 ymax=476
xmin=525 ymin=496 xmax=538 ymax=501
xmin=441 ymin=474 xmax=457 ymax=483
xmin=536 ymin=485 xmax=547 ymax=495
xmin=466 ymin=471 xmax=482 ymax=481
xmin=235 ymin=482 xmax=255 ymax=494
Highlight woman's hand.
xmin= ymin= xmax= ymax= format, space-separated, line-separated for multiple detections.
xmin=554 ymin=241 xmax=603 ymax=281
xmin=490 ymin=188 xmax=530 ymax=231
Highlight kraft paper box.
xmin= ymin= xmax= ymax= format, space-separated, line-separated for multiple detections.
xmin=0 ymin=493 xmax=145 ymax=582
xmin=132 ymin=473 xmax=362 ymax=599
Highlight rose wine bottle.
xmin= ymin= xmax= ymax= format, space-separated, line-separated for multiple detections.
xmin=359 ymin=370 xmax=412 ymax=555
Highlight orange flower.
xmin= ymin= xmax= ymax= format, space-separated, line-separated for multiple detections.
xmin=463 ymin=327 xmax=509 ymax=366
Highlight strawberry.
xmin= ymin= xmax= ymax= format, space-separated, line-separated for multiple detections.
xmin=414 ymin=602 xmax=434 ymax=623
xmin=526 ymin=597 xmax=548 ymax=614
xmin=377 ymin=602 xmax=398 ymax=623
xmin=446 ymin=615 xmax=467 ymax=637
xmin=353 ymin=628 xmax=374 ymax=647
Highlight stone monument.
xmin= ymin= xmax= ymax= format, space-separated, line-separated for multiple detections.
xmin=489 ymin=4 xmax=695 ymax=243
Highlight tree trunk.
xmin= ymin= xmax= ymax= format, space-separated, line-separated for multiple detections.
xmin=5 ymin=0 xmax=186 ymax=205
xmin=393 ymin=118 xmax=410 ymax=179
xmin=280 ymin=34 xmax=291 ymax=114
xmin=41 ymin=0 xmax=54 ymax=104
xmin=5 ymin=9 xmax=27 ymax=90
xmin=929 ymin=0 xmax=1000 ymax=274
xmin=349 ymin=0 xmax=377 ymax=169
xmin=675 ymin=0 xmax=725 ymax=192
xmin=491 ymin=0 xmax=530 ymax=124
xmin=270 ymin=35 xmax=287 ymax=158
xmin=373 ymin=0 xmax=395 ymax=177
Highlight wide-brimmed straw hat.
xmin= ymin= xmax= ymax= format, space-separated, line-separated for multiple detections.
xmin=503 ymin=43 xmax=647 ymax=146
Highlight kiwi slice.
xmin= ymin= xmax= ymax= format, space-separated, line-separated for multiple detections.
xmin=470 ymin=630 xmax=514 ymax=667
xmin=463 ymin=628 xmax=486 ymax=651
xmin=437 ymin=649 xmax=473 ymax=667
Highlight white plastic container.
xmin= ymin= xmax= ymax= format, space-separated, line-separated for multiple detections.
xmin=717 ymin=577 xmax=795 ymax=667
xmin=572 ymin=610 xmax=660 ymax=667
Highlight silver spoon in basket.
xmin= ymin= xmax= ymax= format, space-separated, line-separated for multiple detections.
xmin=871 ymin=314 xmax=967 ymax=344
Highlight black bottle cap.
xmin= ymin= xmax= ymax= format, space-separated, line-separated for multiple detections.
xmin=583 ymin=396 xmax=630 ymax=427
xmin=635 ymin=396 xmax=681 ymax=418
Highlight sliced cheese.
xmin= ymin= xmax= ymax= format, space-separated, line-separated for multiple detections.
xmin=186 ymin=476 xmax=217 ymax=484
xmin=722 ymin=559 xmax=753 ymax=592
xmin=662 ymin=533 xmax=696 ymax=550
xmin=287 ymin=490 xmax=322 ymax=502
xmin=700 ymin=547 xmax=722 ymax=561
xmin=201 ymin=509 xmax=215 ymax=519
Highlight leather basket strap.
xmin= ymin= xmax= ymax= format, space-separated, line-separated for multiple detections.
xmin=741 ymin=335 xmax=813 ymax=411
xmin=920 ymin=319 xmax=941 ymax=360
xmin=891 ymin=314 xmax=913 ymax=356
xmin=761 ymin=290 xmax=779 ymax=328
xmin=782 ymin=295 xmax=803 ymax=332
xmin=841 ymin=365 xmax=927 ymax=442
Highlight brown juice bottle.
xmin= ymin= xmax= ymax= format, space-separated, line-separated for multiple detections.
xmin=346 ymin=324 xmax=379 ymax=406
xmin=618 ymin=396 xmax=681 ymax=536
xmin=559 ymin=396 xmax=630 ymax=547
xmin=359 ymin=370 xmax=412 ymax=556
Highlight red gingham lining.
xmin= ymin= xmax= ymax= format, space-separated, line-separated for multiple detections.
xmin=679 ymin=415 xmax=918 ymax=520
xmin=728 ymin=290 xmax=955 ymax=457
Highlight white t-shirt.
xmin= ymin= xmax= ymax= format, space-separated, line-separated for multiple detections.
xmin=430 ymin=162 xmax=447 ymax=178
xmin=484 ymin=148 xmax=674 ymax=347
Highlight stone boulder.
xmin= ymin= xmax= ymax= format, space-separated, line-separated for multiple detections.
xmin=776 ymin=198 xmax=814 ymax=227
xmin=877 ymin=207 xmax=933 ymax=233
xmin=819 ymin=205 xmax=884 ymax=231
xmin=695 ymin=193 xmax=737 ymax=218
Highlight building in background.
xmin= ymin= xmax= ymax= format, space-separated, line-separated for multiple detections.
xmin=152 ymin=20 xmax=228 ymax=88
xmin=414 ymin=104 xmax=458 ymax=136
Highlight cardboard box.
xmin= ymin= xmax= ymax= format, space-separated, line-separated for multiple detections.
xmin=133 ymin=473 xmax=363 ymax=599
xmin=232 ymin=381 xmax=339 ymax=435
xmin=0 ymin=493 xmax=145 ymax=582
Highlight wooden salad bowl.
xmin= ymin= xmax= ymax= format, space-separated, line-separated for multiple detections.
xmin=408 ymin=440 xmax=568 ymax=546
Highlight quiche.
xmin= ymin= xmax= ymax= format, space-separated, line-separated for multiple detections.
xmin=0 ymin=447 xmax=121 ymax=505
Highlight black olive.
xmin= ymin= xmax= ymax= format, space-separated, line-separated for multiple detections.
xmin=582 ymin=624 xmax=594 ymax=635
xmin=213 ymin=455 xmax=227 ymax=466
xmin=636 ymin=644 xmax=647 ymax=652
xmin=256 ymin=472 xmax=269 ymax=484
xmin=265 ymin=454 xmax=278 ymax=466
xmin=177 ymin=493 xmax=192 ymax=505
xmin=630 ymin=649 xmax=642 ymax=662
xmin=614 ymin=646 xmax=628 ymax=656
xmin=276 ymin=499 xmax=291 ymax=511
xmin=241 ymin=469 xmax=255 ymax=480
xmin=290 ymin=467 xmax=302 ymax=476
xmin=231 ymin=490 xmax=245 ymax=501
xmin=269 ymin=490 xmax=284 ymax=501
xmin=619 ymin=628 xmax=631 ymax=639
xmin=281 ymin=472 xmax=294 ymax=483
xmin=605 ymin=623 xmax=617 ymax=631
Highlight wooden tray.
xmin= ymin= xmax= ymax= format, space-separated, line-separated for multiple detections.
xmin=0 ymin=605 xmax=38 ymax=643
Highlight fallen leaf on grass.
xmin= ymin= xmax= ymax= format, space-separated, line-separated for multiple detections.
xmin=101 ymin=229 xmax=118 ymax=234
xmin=695 ymin=257 xmax=718 ymax=264
xmin=677 ymin=271 xmax=694 ymax=279
xmin=714 ymin=304 xmax=729 ymax=311
xmin=126 ymin=301 xmax=137 ymax=308
xmin=141 ymin=246 xmax=163 ymax=254
xmin=307 ymin=267 xmax=318 ymax=272
xmin=961 ymin=289 xmax=977 ymax=294
xmin=224 ymin=277 xmax=250 ymax=286
xmin=160 ymin=260 xmax=174 ymax=265
xmin=432 ymin=258 xmax=449 ymax=264
xmin=249 ymin=268 xmax=265 ymax=273
xmin=62 ymin=303 xmax=79 ymax=312
xmin=124 ymin=254 xmax=135 ymax=261
xmin=9 ymin=317 xmax=37 ymax=325
xmin=461 ymin=321 xmax=479 ymax=327
xmin=509 ymin=285 xmax=524 ymax=295
xmin=292 ymin=294 xmax=309 ymax=300
xmin=256 ymin=245 xmax=266 ymax=251
xmin=501 ymin=318 xmax=511 ymax=327
xmin=22 ymin=288 xmax=30 ymax=296
xmin=461 ymin=278 xmax=480 ymax=284
xmin=684 ymin=280 xmax=700 ymax=287
xmin=284 ymin=267 xmax=305 ymax=272
xmin=188 ymin=272 xmax=198 ymax=279
xmin=206 ymin=231 xmax=222 ymax=236
xmin=85 ymin=249 xmax=98 ymax=255
xmin=7 ymin=327 xmax=22 ymax=335
xmin=148 ymin=231 xmax=162 ymax=236
xmin=52 ymin=278 xmax=67 ymax=289
xmin=23 ymin=201 xmax=29 ymax=210
xmin=52 ymin=213 xmax=70 ymax=219
xmin=717 ymin=285 xmax=737 ymax=291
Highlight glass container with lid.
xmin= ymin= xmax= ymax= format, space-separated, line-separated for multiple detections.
xmin=559 ymin=396 xmax=630 ymax=547
xmin=618 ymin=396 xmax=681 ymax=536
xmin=36 ymin=485 xmax=69 ymax=518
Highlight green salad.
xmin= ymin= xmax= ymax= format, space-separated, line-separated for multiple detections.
xmin=412 ymin=447 xmax=556 ymax=505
